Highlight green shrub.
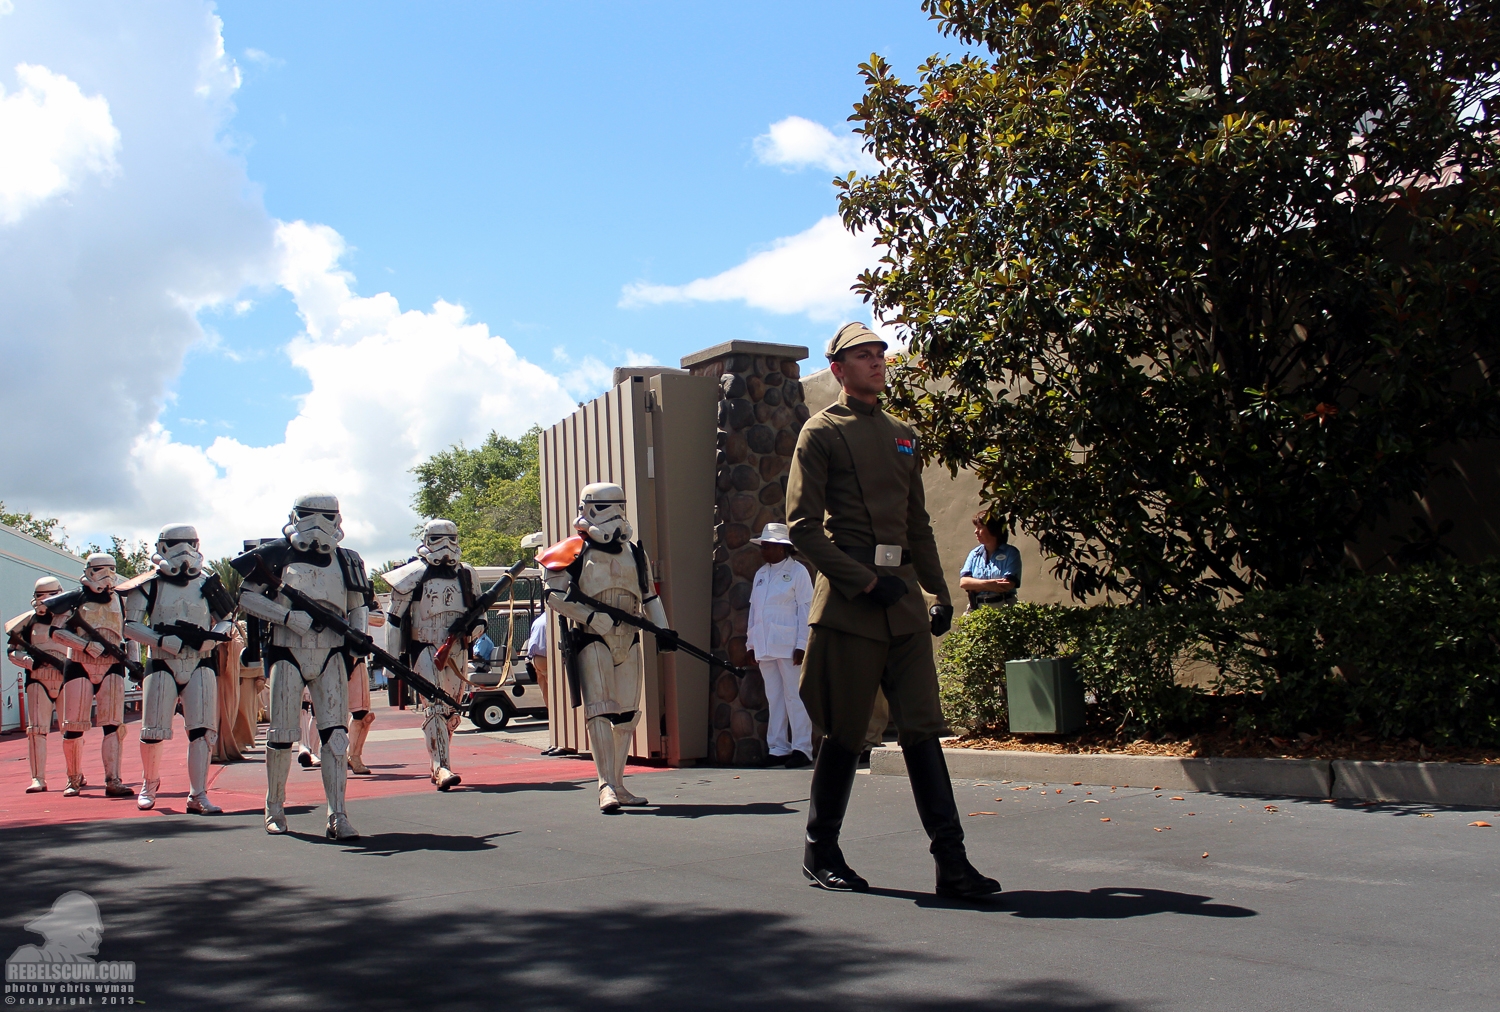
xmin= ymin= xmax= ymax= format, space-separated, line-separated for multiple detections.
xmin=938 ymin=562 xmax=1500 ymax=745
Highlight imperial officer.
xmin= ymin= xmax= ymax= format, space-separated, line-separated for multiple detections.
xmin=786 ymin=322 xmax=1000 ymax=900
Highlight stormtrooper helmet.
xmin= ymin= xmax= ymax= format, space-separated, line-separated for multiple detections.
xmin=575 ymin=482 xmax=632 ymax=544
xmin=81 ymin=553 xmax=117 ymax=593
xmin=153 ymin=523 xmax=203 ymax=579
xmin=284 ymin=492 xmax=343 ymax=554
xmin=417 ymin=519 xmax=461 ymax=567
xmin=32 ymin=576 xmax=62 ymax=610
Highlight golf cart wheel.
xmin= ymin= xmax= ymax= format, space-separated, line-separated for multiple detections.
xmin=471 ymin=699 xmax=511 ymax=731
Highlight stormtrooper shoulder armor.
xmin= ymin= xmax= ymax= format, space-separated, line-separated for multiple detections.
xmin=114 ymin=570 xmax=156 ymax=595
xmin=231 ymin=540 xmax=292 ymax=586
xmin=5 ymin=610 xmax=36 ymax=637
xmin=538 ymin=536 xmax=586 ymax=571
xmin=384 ymin=559 xmax=428 ymax=596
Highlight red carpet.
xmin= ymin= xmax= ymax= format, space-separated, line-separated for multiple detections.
xmin=0 ymin=699 xmax=645 ymax=829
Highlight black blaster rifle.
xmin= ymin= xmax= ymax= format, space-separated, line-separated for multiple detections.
xmin=573 ymin=591 xmax=747 ymax=678
xmin=8 ymin=626 xmax=71 ymax=675
xmin=41 ymin=589 xmax=146 ymax=680
xmin=153 ymin=620 xmax=232 ymax=652
xmin=431 ymin=558 xmax=528 ymax=672
xmin=277 ymin=583 xmax=465 ymax=712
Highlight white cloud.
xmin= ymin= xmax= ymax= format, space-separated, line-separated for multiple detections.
xmin=753 ymin=116 xmax=878 ymax=175
xmin=0 ymin=4 xmax=599 ymax=564
xmin=620 ymin=214 xmax=880 ymax=321
xmin=69 ymin=220 xmax=580 ymax=561
xmin=0 ymin=63 xmax=121 ymax=223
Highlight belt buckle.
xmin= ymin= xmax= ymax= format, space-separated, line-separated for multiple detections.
xmin=874 ymin=544 xmax=903 ymax=568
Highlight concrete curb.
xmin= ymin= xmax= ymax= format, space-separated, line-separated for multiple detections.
xmin=869 ymin=747 xmax=1498 ymax=807
xmin=1331 ymin=760 xmax=1500 ymax=808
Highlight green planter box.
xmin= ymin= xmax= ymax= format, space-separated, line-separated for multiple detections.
xmin=1005 ymin=657 xmax=1085 ymax=734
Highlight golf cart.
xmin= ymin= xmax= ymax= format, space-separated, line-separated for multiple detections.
xmin=464 ymin=561 xmax=548 ymax=731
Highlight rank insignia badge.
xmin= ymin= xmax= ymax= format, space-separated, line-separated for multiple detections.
xmin=895 ymin=438 xmax=915 ymax=455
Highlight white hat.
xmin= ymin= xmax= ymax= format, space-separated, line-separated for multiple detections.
xmin=750 ymin=522 xmax=795 ymax=548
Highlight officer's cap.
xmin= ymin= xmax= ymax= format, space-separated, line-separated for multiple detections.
xmin=825 ymin=322 xmax=887 ymax=361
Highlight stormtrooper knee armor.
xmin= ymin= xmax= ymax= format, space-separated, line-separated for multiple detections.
xmin=384 ymin=520 xmax=482 ymax=792
xmin=540 ymin=483 xmax=680 ymax=814
xmin=233 ymin=493 xmax=374 ymax=839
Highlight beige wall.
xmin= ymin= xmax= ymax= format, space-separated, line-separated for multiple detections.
xmin=801 ymin=368 xmax=1078 ymax=609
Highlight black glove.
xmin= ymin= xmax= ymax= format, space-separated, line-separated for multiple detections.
xmin=864 ymin=574 xmax=910 ymax=609
xmin=929 ymin=604 xmax=954 ymax=637
xmin=655 ymin=627 xmax=680 ymax=652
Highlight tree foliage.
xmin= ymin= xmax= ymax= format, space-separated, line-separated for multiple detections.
xmin=0 ymin=501 xmax=68 ymax=548
xmin=843 ymin=0 xmax=1500 ymax=600
xmin=410 ymin=426 xmax=543 ymax=566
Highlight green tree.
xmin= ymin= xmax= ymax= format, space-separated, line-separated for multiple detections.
xmin=82 ymin=536 xmax=152 ymax=578
xmin=842 ymin=0 xmax=1500 ymax=601
xmin=410 ymin=426 xmax=543 ymax=566
xmin=0 ymin=501 xmax=68 ymax=548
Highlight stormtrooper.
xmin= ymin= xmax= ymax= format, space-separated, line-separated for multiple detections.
xmin=384 ymin=519 xmax=482 ymax=791
xmin=47 ymin=554 xmax=132 ymax=799
xmin=120 ymin=525 xmax=237 ymax=814
xmin=233 ymin=493 xmax=374 ymax=838
xmin=540 ymin=482 xmax=679 ymax=814
xmin=6 ymin=577 xmax=69 ymax=793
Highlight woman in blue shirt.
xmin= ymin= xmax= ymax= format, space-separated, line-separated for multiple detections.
xmin=959 ymin=511 xmax=1021 ymax=610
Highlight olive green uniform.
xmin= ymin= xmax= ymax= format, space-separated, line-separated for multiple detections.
xmin=787 ymin=390 xmax=952 ymax=754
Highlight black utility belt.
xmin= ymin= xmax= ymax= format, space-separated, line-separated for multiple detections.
xmin=839 ymin=544 xmax=911 ymax=567
xmin=973 ymin=591 xmax=1017 ymax=604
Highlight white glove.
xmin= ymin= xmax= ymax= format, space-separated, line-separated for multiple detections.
xmin=284 ymin=610 xmax=315 ymax=637
xmin=588 ymin=611 xmax=616 ymax=637
xmin=158 ymin=635 xmax=183 ymax=657
xmin=85 ymin=641 xmax=106 ymax=658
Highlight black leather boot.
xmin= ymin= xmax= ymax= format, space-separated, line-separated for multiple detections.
xmin=903 ymin=736 xmax=1002 ymax=899
xmin=802 ymin=739 xmax=868 ymax=891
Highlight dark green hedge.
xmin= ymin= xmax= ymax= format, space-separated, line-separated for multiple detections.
xmin=937 ymin=562 xmax=1500 ymax=746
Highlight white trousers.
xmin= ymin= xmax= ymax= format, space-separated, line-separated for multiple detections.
xmin=759 ymin=656 xmax=812 ymax=757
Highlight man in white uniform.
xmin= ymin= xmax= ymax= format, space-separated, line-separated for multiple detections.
xmin=233 ymin=493 xmax=374 ymax=838
xmin=47 ymin=555 xmax=133 ymax=799
xmin=743 ymin=523 xmax=814 ymax=768
xmin=7 ymin=577 xmax=68 ymax=793
xmin=539 ymin=483 xmax=681 ymax=813
xmin=121 ymin=525 xmax=237 ymax=813
xmin=383 ymin=520 xmax=484 ymax=791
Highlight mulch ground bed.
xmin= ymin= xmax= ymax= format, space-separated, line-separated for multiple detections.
xmin=948 ymin=728 xmax=1500 ymax=765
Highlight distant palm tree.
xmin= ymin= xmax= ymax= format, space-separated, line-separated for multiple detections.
xmin=208 ymin=557 xmax=243 ymax=598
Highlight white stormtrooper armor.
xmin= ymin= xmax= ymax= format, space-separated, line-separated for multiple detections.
xmin=121 ymin=525 xmax=236 ymax=814
xmin=233 ymin=493 xmax=373 ymax=839
xmin=6 ymin=577 xmax=68 ymax=793
xmin=541 ymin=482 xmax=676 ymax=813
xmin=384 ymin=519 xmax=481 ymax=792
xmin=47 ymin=554 xmax=132 ymax=799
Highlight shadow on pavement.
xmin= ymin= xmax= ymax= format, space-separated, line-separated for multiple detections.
xmin=999 ymin=887 xmax=1257 ymax=919
xmin=461 ymin=780 xmax=589 ymax=796
xmin=299 ymin=829 xmax=520 ymax=855
xmin=626 ymin=800 xmax=808 ymax=819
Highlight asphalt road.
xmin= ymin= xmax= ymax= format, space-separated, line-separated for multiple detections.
xmin=3 ymin=759 xmax=1497 ymax=1011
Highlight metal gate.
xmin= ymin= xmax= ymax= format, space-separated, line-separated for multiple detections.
xmin=539 ymin=371 xmax=717 ymax=764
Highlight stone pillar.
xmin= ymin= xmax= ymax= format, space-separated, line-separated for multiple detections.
xmin=681 ymin=340 xmax=810 ymax=766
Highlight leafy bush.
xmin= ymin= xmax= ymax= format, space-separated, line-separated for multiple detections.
xmin=939 ymin=562 xmax=1500 ymax=745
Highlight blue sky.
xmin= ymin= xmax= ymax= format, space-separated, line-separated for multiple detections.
xmin=179 ymin=0 xmax=943 ymax=449
xmin=0 ymin=1 xmax=957 ymax=559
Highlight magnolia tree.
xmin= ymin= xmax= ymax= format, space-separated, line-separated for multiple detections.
xmin=842 ymin=0 xmax=1500 ymax=601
